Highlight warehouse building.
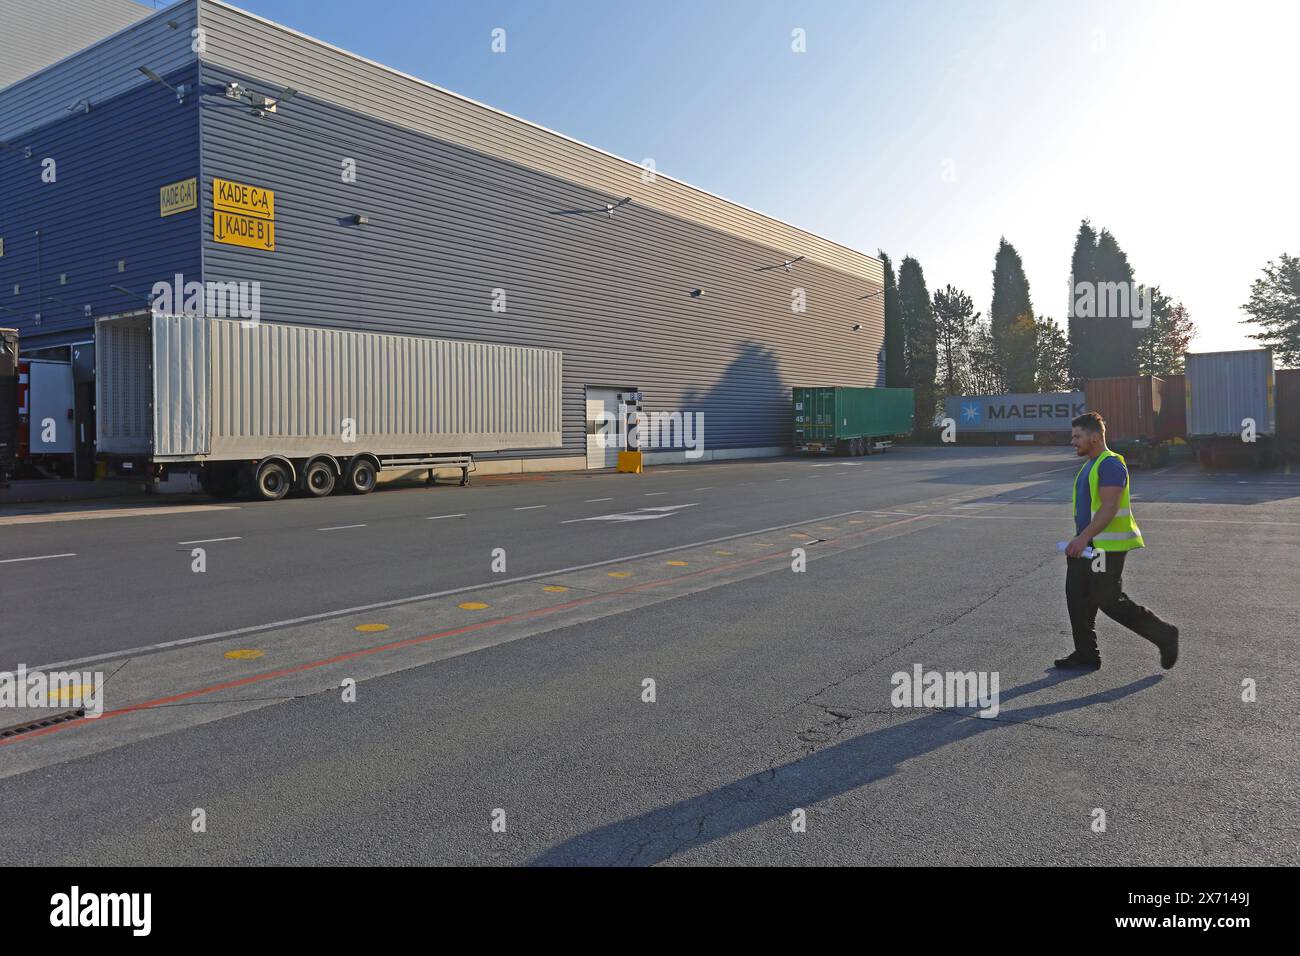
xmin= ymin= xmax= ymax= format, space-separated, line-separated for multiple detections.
xmin=0 ymin=0 xmax=885 ymax=477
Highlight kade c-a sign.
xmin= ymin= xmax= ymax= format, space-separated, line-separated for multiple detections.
xmin=212 ymin=177 xmax=276 ymax=251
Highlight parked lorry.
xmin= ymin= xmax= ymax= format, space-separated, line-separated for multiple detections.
xmin=792 ymin=385 xmax=914 ymax=456
xmin=0 ymin=329 xmax=17 ymax=486
xmin=95 ymin=312 xmax=563 ymax=500
xmin=1185 ymin=349 xmax=1275 ymax=467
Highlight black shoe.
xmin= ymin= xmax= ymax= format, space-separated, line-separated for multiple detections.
xmin=1157 ymin=625 xmax=1179 ymax=670
xmin=1054 ymin=651 xmax=1101 ymax=670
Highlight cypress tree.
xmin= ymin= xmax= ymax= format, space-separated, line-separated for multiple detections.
xmin=990 ymin=238 xmax=1038 ymax=391
xmin=879 ymin=251 xmax=907 ymax=387
xmin=898 ymin=256 xmax=937 ymax=427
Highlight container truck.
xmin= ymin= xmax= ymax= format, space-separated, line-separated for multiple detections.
xmin=95 ymin=312 xmax=563 ymax=500
xmin=792 ymin=385 xmax=914 ymax=456
xmin=1185 ymin=349 xmax=1275 ymax=468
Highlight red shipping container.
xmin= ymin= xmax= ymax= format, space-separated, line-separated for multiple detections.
xmin=1157 ymin=373 xmax=1186 ymax=441
xmin=1276 ymin=369 xmax=1300 ymax=447
xmin=1085 ymin=376 xmax=1164 ymax=442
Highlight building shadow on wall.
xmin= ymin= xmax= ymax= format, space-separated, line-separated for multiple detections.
xmin=673 ymin=340 xmax=787 ymax=449
xmin=529 ymin=671 xmax=1161 ymax=865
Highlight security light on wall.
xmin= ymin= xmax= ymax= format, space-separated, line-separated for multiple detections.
xmin=351 ymin=214 xmax=369 ymax=226
xmin=851 ymin=323 xmax=862 ymax=332
xmin=138 ymin=66 xmax=188 ymax=104
xmin=755 ymin=255 xmax=805 ymax=274
xmin=689 ymin=289 xmax=704 ymax=298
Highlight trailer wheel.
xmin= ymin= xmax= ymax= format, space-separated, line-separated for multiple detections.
xmin=301 ymin=459 xmax=337 ymax=498
xmin=345 ymin=457 xmax=378 ymax=495
xmin=254 ymin=460 xmax=292 ymax=501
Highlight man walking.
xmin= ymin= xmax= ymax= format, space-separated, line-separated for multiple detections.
xmin=1057 ymin=412 xmax=1179 ymax=670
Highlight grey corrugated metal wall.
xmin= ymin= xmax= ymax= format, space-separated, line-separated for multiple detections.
xmin=197 ymin=56 xmax=884 ymax=459
xmin=0 ymin=0 xmax=155 ymax=92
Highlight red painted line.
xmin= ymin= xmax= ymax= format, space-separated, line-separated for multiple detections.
xmin=1 ymin=513 xmax=930 ymax=747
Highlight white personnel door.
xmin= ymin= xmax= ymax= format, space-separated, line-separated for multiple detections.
xmin=585 ymin=387 xmax=621 ymax=469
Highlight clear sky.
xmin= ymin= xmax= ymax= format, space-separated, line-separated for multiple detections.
xmin=200 ymin=0 xmax=1297 ymax=354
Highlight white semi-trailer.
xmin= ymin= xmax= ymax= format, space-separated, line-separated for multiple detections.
xmin=95 ymin=312 xmax=563 ymax=500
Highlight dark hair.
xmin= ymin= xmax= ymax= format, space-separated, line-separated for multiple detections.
xmin=1072 ymin=411 xmax=1105 ymax=434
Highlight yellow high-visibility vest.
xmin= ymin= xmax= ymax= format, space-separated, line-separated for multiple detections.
xmin=1072 ymin=449 xmax=1145 ymax=551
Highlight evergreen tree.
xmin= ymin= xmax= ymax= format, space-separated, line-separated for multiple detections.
xmin=879 ymin=251 xmax=907 ymax=386
xmin=932 ymin=284 xmax=979 ymax=398
xmin=1033 ymin=315 xmax=1072 ymax=392
xmin=990 ymin=238 xmax=1038 ymax=391
xmin=1068 ymin=220 xmax=1099 ymax=385
xmin=898 ymin=257 xmax=937 ymax=426
xmin=1242 ymin=253 xmax=1300 ymax=367
xmin=1089 ymin=229 xmax=1140 ymax=377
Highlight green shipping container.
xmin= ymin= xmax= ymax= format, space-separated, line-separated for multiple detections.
xmin=792 ymin=386 xmax=914 ymax=455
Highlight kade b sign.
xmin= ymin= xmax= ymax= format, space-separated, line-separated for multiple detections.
xmin=945 ymin=392 xmax=1086 ymax=432
xmin=212 ymin=177 xmax=276 ymax=251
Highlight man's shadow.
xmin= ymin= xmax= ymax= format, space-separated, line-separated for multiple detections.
xmin=530 ymin=671 xmax=1162 ymax=866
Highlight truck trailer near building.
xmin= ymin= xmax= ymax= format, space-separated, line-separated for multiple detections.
xmin=96 ymin=312 xmax=562 ymax=499
xmin=1185 ymin=349 xmax=1276 ymax=467
xmin=792 ymin=385 xmax=913 ymax=455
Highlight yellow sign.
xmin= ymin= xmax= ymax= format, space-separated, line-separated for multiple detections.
xmin=159 ymin=177 xmax=197 ymax=217
xmin=214 ymin=211 xmax=275 ymax=251
xmin=212 ymin=177 xmax=274 ymax=220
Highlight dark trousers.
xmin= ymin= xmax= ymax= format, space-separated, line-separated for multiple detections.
xmin=1065 ymin=552 xmax=1172 ymax=657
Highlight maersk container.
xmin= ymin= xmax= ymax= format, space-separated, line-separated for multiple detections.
xmin=792 ymin=385 xmax=914 ymax=456
xmin=1185 ymin=350 xmax=1275 ymax=438
xmin=95 ymin=312 xmax=563 ymax=499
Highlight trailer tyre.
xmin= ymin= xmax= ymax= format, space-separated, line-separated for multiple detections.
xmin=345 ymin=457 xmax=378 ymax=495
xmin=254 ymin=460 xmax=292 ymax=501
xmin=301 ymin=459 xmax=337 ymax=498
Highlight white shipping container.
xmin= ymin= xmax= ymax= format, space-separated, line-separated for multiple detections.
xmin=96 ymin=313 xmax=563 ymax=460
xmin=1185 ymin=349 xmax=1275 ymax=438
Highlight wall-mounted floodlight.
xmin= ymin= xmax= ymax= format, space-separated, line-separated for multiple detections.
xmin=138 ymin=66 xmax=189 ymax=104
xmin=689 ymin=289 xmax=704 ymax=298
xmin=351 ymin=214 xmax=369 ymax=226
xmin=851 ymin=323 xmax=862 ymax=332
xmin=755 ymin=255 xmax=805 ymax=274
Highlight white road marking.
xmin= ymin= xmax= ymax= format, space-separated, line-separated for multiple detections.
xmin=693 ymin=487 xmax=713 ymax=490
xmin=513 ymin=505 xmax=547 ymax=511
xmin=563 ymin=503 xmax=700 ymax=524
xmin=426 ymin=514 xmax=467 ymax=520
xmin=776 ymin=478 xmax=791 ymax=482
xmin=178 ymin=537 xmax=242 ymax=545
xmin=0 ymin=505 xmax=239 ymax=526
xmin=585 ymin=498 xmax=614 ymax=502
xmin=319 ymin=524 xmax=367 ymax=531
xmin=0 ymin=552 xmax=76 ymax=565
xmin=644 ymin=492 xmax=667 ymax=496
xmin=34 ymin=508 xmax=871 ymax=671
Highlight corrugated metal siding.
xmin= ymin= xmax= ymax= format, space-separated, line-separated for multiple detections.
xmin=0 ymin=61 xmax=202 ymax=350
xmin=183 ymin=316 xmax=563 ymax=459
xmin=196 ymin=0 xmax=881 ymax=286
xmin=198 ymin=62 xmax=884 ymax=458
xmin=153 ymin=312 xmax=210 ymax=455
xmin=0 ymin=0 xmax=197 ymax=140
xmin=0 ymin=0 xmax=154 ymax=92
xmin=1186 ymin=350 xmax=1276 ymax=438
xmin=95 ymin=314 xmax=153 ymax=453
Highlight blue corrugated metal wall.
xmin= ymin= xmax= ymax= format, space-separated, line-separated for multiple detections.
xmin=198 ymin=62 xmax=884 ymax=460
xmin=0 ymin=64 xmax=202 ymax=351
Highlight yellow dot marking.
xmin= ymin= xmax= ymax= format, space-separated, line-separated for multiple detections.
xmin=848 ymin=519 xmax=864 ymax=524
xmin=47 ymin=684 xmax=94 ymax=704
xmin=715 ymin=550 xmax=734 ymax=556
xmin=354 ymin=623 xmax=389 ymax=633
xmin=790 ymin=532 xmax=811 ymax=538
xmin=665 ymin=560 xmax=688 ymax=567
xmin=542 ymin=585 xmax=569 ymax=593
xmin=819 ymin=526 xmax=837 ymax=531
xmin=459 ymin=601 xmax=490 ymax=610
xmin=224 ymin=649 xmax=264 ymax=661
xmin=607 ymin=571 xmax=632 ymax=578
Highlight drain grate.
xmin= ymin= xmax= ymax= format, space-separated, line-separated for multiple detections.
xmin=0 ymin=709 xmax=85 ymax=739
